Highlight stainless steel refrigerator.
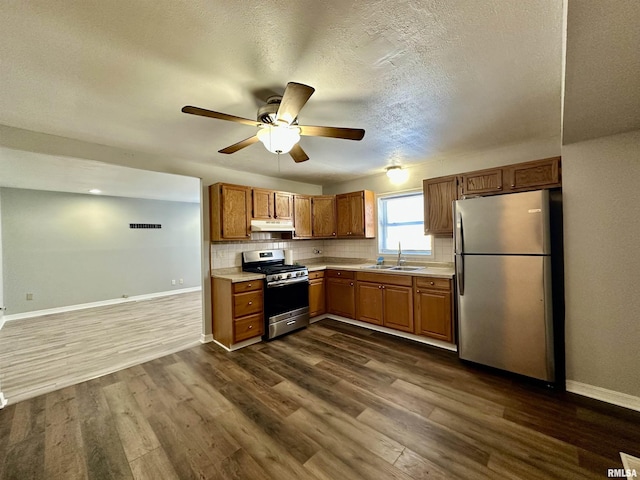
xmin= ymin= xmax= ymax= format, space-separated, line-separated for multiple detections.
xmin=454 ymin=189 xmax=563 ymax=383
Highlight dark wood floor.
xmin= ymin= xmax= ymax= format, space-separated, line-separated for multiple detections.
xmin=1 ymin=318 xmax=638 ymax=479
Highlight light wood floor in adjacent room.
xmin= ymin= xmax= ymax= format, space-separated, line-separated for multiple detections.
xmin=0 ymin=291 xmax=202 ymax=405
xmin=1 ymin=318 xmax=639 ymax=479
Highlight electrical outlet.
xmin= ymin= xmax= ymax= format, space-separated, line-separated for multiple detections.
xmin=171 ymin=279 xmax=176 ymax=285
xmin=26 ymin=293 xmax=33 ymax=301
xmin=179 ymin=278 xmax=184 ymax=285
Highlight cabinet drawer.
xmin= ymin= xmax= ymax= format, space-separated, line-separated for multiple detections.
xmin=233 ymin=280 xmax=263 ymax=294
xmin=356 ymin=272 xmax=412 ymax=287
xmin=308 ymin=270 xmax=325 ymax=280
xmin=233 ymin=291 xmax=263 ymax=318
xmin=234 ymin=314 xmax=264 ymax=342
xmin=415 ymin=277 xmax=451 ymax=291
xmin=326 ymin=269 xmax=355 ymax=279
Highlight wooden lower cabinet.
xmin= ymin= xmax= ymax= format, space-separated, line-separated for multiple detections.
xmin=212 ymin=278 xmax=264 ymax=348
xmin=356 ymin=273 xmax=414 ymax=333
xmin=308 ymin=271 xmax=326 ymax=318
xmin=326 ymin=270 xmax=355 ymax=319
xmin=414 ymin=277 xmax=453 ymax=342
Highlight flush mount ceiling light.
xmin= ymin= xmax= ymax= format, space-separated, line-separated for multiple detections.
xmin=386 ymin=165 xmax=409 ymax=184
xmin=256 ymin=124 xmax=301 ymax=154
xmin=88 ymin=188 xmax=102 ymax=194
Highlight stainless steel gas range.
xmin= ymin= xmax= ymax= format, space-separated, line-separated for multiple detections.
xmin=241 ymin=249 xmax=310 ymax=340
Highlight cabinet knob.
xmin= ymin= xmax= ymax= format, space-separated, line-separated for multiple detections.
xmin=350 ymin=282 xmax=354 ymax=286
xmin=248 ymin=301 xmax=253 ymax=305
xmin=378 ymin=285 xmax=382 ymax=289
xmin=332 ymin=232 xmax=336 ymax=236
xmin=497 ymin=186 xmax=502 ymax=190
xmin=511 ymin=183 xmax=515 ymax=187
xmin=248 ymin=284 xmax=252 ymax=287
xmin=382 ymin=286 xmax=385 ymax=289
xmin=430 ymin=281 xmax=434 ymax=285
xmin=337 ymin=272 xmax=341 ymax=276
xmin=416 ymin=290 xmax=420 ymax=293
xmin=248 ymin=325 xmax=253 ymax=329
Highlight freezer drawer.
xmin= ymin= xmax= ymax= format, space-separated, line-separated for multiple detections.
xmin=457 ymin=254 xmax=555 ymax=381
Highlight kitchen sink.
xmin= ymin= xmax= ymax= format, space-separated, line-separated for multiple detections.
xmin=361 ymin=265 xmax=394 ymax=270
xmin=388 ymin=266 xmax=425 ymax=271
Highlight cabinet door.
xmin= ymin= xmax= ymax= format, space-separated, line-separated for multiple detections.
xmin=293 ymin=195 xmax=313 ymax=238
xmin=336 ymin=191 xmax=375 ymax=238
xmin=348 ymin=192 xmax=365 ymax=236
xmin=356 ymin=282 xmax=384 ymax=325
xmin=461 ymin=168 xmax=503 ymax=196
xmin=312 ymin=195 xmax=337 ymax=238
xmin=336 ymin=194 xmax=352 ymax=237
xmin=219 ymin=184 xmax=251 ymax=239
xmin=382 ymin=284 xmax=414 ymax=333
xmin=326 ymin=277 xmax=355 ymax=318
xmin=414 ymin=288 xmax=452 ymax=342
xmin=274 ymin=191 xmax=293 ymax=220
xmin=423 ymin=176 xmax=458 ymax=235
xmin=507 ymin=157 xmax=560 ymax=191
xmin=308 ymin=278 xmax=326 ymax=317
xmin=252 ymin=188 xmax=273 ymax=219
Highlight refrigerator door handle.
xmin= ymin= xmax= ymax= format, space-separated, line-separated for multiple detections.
xmin=454 ymin=208 xmax=463 ymax=254
xmin=456 ymin=254 xmax=464 ymax=296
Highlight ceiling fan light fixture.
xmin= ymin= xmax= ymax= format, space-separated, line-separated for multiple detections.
xmin=257 ymin=125 xmax=301 ymax=154
xmin=386 ymin=165 xmax=409 ymax=184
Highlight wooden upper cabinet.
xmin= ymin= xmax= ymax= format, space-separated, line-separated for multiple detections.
xmin=423 ymin=175 xmax=458 ymax=236
xmin=252 ymin=188 xmax=274 ymax=219
xmin=312 ymin=195 xmax=337 ymax=238
xmin=506 ymin=157 xmax=561 ymax=191
xmin=274 ymin=191 xmax=293 ymax=220
xmin=293 ymin=194 xmax=313 ymax=238
xmin=210 ymin=183 xmax=251 ymax=241
xmin=336 ymin=190 xmax=376 ymax=238
xmin=460 ymin=168 xmax=503 ymax=196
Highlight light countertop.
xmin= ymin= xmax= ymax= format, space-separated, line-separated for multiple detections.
xmin=212 ymin=261 xmax=454 ymax=282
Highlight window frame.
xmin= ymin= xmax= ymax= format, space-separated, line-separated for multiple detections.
xmin=377 ymin=190 xmax=433 ymax=259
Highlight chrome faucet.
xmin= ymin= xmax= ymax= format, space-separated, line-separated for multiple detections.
xmin=397 ymin=242 xmax=406 ymax=266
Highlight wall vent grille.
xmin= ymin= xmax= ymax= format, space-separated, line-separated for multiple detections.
xmin=129 ymin=223 xmax=162 ymax=229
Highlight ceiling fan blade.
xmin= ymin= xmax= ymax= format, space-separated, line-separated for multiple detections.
xmin=289 ymin=143 xmax=309 ymax=163
xmin=182 ymin=106 xmax=258 ymax=127
xmin=275 ymin=82 xmax=315 ymax=125
xmin=218 ymin=135 xmax=260 ymax=154
xmin=298 ymin=125 xmax=365 ymax=141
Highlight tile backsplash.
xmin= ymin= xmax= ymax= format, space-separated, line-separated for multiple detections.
xmin=210 ymin=237 xmax=453 ymax=270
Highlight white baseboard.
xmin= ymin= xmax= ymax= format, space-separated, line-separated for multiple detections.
xmin=566 ymin=380 xmax=640 ymax=412
xmin=212 ymin=336 xmax=262 ymax=352
xmin=321 ymin=314 xmax=458 ymax=352
xmin=0 ymin=315 xmax=5 ymax=332
xmin=200 ymin=333 xmax=213 ymax=344
xmin=0 ymin=391 xmax=7 ymax=409
xmin=3 ymin=287 xmax=202 ymax=322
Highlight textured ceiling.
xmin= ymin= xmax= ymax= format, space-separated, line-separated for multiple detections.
xmin=0 ymin=0 xmax=564 ymax=186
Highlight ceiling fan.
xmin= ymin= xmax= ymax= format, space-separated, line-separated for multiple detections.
xmin=181 ymin=82 xmax=365 ymax=163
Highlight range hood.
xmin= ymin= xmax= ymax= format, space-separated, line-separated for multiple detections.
xmin=250 ymin=219 xmax=295 ymax=232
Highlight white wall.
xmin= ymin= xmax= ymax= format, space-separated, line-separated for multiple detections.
xmin=1 ymin=188 xmax=201 ymax=315
xmin=323 ymin=138 xmax=560 ymax=195
xmin=562 ymin=129 xmax=640 ymax=398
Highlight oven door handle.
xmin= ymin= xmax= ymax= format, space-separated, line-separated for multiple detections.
xmin=267 ymin=279 xmax=309 ymax=288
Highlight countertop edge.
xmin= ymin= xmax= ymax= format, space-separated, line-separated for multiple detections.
xmin=212 ymin=264 xmax=454 ymax=281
